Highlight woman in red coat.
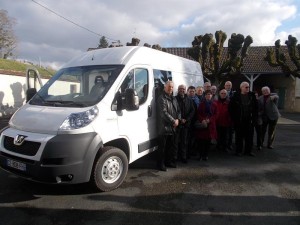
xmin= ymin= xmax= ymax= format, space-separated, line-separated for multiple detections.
xmin=216 ymin=89 xmax=232 ymax=153
xmin=195 ymin=90 xmax=218 ymax=161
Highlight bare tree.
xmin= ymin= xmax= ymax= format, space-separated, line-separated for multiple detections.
xmin=0 ymin=10 xmax=17 ymax=59
xmin=187 ymin=30 xmax=253 ymax=85
xmin=126 ymin=37 xmax=140 ymax=46
xmin=150 ymin=44 xmax=167 ymax=52
xmin=265 ymin=35 xmax=300 ymax=78
xmin=126 ymin=37 xmax=166 ymax=52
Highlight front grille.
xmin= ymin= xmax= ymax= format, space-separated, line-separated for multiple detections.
xmin=3 ymin=136 xmax=41 ymax=156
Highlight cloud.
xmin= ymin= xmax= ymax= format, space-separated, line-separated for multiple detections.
xmin=1 ymin=0 xmax=299 ymax=69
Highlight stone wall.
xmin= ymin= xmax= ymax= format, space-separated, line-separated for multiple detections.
xmin=271 ymin=76 xmax=296 ymax=112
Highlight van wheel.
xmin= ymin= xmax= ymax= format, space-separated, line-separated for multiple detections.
xmin=91 ymin=146 xmax=128 ymax=192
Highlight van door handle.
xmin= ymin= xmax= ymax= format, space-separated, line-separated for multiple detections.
xmin=148 ymin=105 xmax=152 ymax=117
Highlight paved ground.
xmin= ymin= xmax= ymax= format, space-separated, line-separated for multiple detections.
xmin=0 ymin=113 xmax=299 ymax=225
xmin=279 ymin=111 xmax=300 ymax=123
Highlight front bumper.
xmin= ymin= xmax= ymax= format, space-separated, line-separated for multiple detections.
xmin=0 ymin=128 xmax=102 ymax=184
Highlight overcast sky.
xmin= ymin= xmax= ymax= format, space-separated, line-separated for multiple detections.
xmin=1 ymin=0 xmax=300 ymax=70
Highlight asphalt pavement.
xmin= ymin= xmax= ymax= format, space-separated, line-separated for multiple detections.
xmin=0 ymin=113 xmax=299 ymax=225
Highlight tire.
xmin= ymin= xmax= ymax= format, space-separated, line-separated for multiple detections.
xmin=91 ymin=146 xmax=128 ymax=192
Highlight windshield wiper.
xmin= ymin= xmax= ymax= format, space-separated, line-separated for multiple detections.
xmin=30 ymin=92 xmax=46 ymax=105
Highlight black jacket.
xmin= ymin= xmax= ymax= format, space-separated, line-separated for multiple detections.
xmin=157 ymin=92 xmax=181 ymax=135
xmin=228 ymin=91 xmax=258 ymax=126
xmin=175 ymin=94 xmax=195 ymax=127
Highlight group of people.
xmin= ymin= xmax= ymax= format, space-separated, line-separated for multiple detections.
xmin=156 ymin=80 xmax=281 ymax=171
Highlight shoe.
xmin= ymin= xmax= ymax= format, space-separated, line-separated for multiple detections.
xmin=166 ymin=162 xmax=177 ymax=168
xmin=235 ymin=152 xmax=243 ymax=157
xmin=202 ymin=157 xmax=208 ymax=161
xmin=257 ymin=146 xmax=262 ymax=151
xmin=245 ymin=152 xmax=256 ymax=157
xmin=157 ymin=162 xmax=167 ymax=171
xmin=267 ymin=145 xmax=274 ymax=149
xmin=159 ymin=164 xmax=167 ymax=171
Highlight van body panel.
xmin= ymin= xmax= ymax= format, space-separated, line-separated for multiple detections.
xmin=63 ymin=47 xmax=202 ymax=81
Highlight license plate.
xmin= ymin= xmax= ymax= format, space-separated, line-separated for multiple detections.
xmin=7 ymin=159 xmax=26 ymax=171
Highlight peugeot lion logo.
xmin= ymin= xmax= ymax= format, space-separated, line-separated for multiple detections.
xmin=14 ymin=135 xmax=27 ymax=146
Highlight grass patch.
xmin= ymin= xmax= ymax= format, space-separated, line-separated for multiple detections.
xmin=0 ymin=58 xmax=56 ymax=78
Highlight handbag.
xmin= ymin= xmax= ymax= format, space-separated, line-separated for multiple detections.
xmin=194 ymin=120 xmax=208 ymax=129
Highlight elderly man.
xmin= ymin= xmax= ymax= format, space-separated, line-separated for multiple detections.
xmin=229 ymin=82 xmax=258 ymax=156
xmin=211 ymin=85 xmax=218 ymax=100
xmin=201 ymin=81 xmax=212 ymax=99
xmin=156 ymin=81 xmax=181 ymax=171
xmin=224 ymin=81 xmax=235 ymax=99
xmin=203 ymin=82 xmax=212 ymax=91
xmin=258 ymin=86 xmax=280 ymax=149
xmin=176 ymin=84 xmax=195 ymax=163
xmin=196 ymin=86 xmax=204 ymax=102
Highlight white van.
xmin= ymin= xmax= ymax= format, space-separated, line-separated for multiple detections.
xmin=0 ymin=46 xmax=203 ymax=191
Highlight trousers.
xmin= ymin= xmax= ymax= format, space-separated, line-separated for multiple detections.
xmin=262 ymin=118 xmax=278 ymax=147
xmin=178 ymin=127 xmax=189 ymax=160
xmin=234 ymin=121 xmax=254 ymax=154
xmin=157 ymin=133 xmax=179 ymax=165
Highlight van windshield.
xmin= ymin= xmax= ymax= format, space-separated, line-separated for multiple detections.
xmin=30 ymin=65 xmax=124 ymax=107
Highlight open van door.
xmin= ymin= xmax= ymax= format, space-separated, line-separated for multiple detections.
xmin=26 ymin=68 xmax=43 ymax=102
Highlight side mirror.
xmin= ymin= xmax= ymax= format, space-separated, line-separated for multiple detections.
xmin=125 ymin=88 xmax=139 ymax=111
xmin=26 ymin=88 xmax=37 ymax=102
xmin=111 ymin=89 xmax=139 ymax=111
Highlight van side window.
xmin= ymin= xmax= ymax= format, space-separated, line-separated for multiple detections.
xmin=120 ymin=68 xmax=149 ymax=104
xmin=153 ymin=69 xmax=172 ymax=101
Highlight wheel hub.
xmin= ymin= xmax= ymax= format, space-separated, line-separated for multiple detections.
xmin=102 ymin=157 xmax=123 ymax=183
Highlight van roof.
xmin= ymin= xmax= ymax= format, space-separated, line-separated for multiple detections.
xmin=63 ymin=46 xmax=202 ymax=76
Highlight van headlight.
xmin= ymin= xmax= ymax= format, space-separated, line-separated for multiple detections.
xmin=59 ymin=106 xmax=99 ymax=130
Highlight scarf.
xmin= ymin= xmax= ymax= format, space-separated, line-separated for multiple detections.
xmin=189 ymin=95 xmax=200 ymax=108
xmin=204 ymin=99 xmax=212 ymax=116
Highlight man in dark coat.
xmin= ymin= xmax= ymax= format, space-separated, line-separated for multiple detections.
xmin=156 ymin=81 xmax=181 ymax=171
xmin=229 ymin=82 xmax=258 ymax=156
xmin=176 ymin=84 xmax=195 ymax=163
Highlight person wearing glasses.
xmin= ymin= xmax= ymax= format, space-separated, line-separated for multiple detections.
xmin=229 ymin=82 xmax=258 ymax=157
